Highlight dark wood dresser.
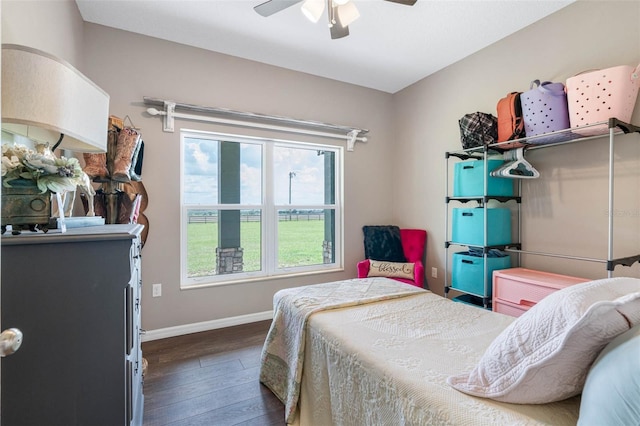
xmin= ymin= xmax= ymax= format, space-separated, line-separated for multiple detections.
xmin=1 ymin=224 xmax=144 ymax=425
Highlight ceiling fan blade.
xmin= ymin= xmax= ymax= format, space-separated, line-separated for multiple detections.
xmin=254 ymin=0 xmax=303 ymax=17
xmin=384 ymin=0 xmax=417 ymax=5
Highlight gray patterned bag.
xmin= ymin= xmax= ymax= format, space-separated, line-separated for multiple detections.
xmin=458 ymin=112 xmax=498 ymax=149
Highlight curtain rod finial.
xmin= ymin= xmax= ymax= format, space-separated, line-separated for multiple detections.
xmin=347 ymin=129 xmax=361 ymax=151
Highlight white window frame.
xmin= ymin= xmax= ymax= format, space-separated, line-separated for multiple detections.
xmin=180 ymin=129 xmax=344 ymax=288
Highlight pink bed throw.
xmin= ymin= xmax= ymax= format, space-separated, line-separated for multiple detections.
xmin=259 ymin=277 xmax=425 ymax=424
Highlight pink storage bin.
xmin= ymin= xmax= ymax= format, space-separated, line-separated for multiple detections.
xmin=566 ymin=64 xmax=640 ymax=135
xmin=492 ymin=267 xmax=589 ymax=317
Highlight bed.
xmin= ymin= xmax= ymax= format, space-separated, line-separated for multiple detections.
xmin=259 ymin=277 xmax=640 ymax=426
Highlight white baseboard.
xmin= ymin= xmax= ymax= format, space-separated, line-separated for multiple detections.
xmin=142 ymin=310 xmax=273 ymax=342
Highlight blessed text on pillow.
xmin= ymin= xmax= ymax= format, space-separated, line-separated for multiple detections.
xmin=367 ymin=260 xmax=415 ymax=280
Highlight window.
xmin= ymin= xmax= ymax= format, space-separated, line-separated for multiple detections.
xmin=181 ymin=130 xmax=342 ymax=287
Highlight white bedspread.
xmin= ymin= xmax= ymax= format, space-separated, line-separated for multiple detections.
xmin=296 ymin=289 xmax=581 ymax=425
xmin=259 ymin=278 xmax=425 ymax=424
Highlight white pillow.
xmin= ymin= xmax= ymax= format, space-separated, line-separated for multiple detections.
xmin=367 ymin=260 xmax=415 ymax=280
xmin=447 ymin=277 xmax=640 ymax=404
xmin=578 ymin=324 xmax=640 ymax=425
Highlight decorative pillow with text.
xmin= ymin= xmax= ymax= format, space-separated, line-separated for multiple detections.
xmin=367 ymin=260 xmax=415 ymax=280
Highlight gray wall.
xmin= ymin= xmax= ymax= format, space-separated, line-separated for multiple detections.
xmin=2 ymin=0 xmax=639 ymax=334
xmin=393 ymin=0 xmax=640 ymax=297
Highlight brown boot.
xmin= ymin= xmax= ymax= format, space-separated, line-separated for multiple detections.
xmin=112 ymin=128 xmax=141 ymax=182
xmin=117 ymin=192 xmax=141 ymax=224
xmin=92 ymin=191 xmax=107 ymax=218
xmin=83 ymin=153 xmax=109 ymax=182
xmin=129 ymin=138 xmax=143 ymax=182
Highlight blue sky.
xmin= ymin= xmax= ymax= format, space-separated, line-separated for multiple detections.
xmin=183 ymin=137 xmax=330 ymax=206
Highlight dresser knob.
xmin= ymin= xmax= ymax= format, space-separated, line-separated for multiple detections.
xmin=0 ymin=328 xmax=23 ymax=357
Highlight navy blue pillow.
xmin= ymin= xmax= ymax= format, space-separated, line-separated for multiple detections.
xmin=363 ymin=225 xmax=407 ymax=262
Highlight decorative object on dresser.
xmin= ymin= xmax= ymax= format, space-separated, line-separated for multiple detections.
xmin=0 ymin=178 xmax=51 ymax=234
xmin=1 ymin=44 xmax=110 ymax=233
xmin=1 ymin=224 xmax=144 ymax=426
xmin=0 ymin=142 xmax=100 ymax=234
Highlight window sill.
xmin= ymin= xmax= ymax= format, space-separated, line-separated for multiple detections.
xmin=180 ymin=267 xmax=346 ymax=290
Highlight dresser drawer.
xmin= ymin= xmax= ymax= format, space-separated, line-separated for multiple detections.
xmin=494 ymin=276 xmax=558 ymax=306
xmin=492 ymin=268 xmax=589 ymax=316
xmin=494 ymin=300 xmax=528 ymax=317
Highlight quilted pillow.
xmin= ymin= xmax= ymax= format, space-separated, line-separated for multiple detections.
xmin=362 ymin=225 xmax=406 ymax=262
xmin=367 ymin=260 xmax=415 ymax=280
xmin=447 ymin=277 xmax=640 ymax=404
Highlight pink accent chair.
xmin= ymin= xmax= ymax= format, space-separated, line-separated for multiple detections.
xmin=357 ymin=229 xmax=427 ymax=288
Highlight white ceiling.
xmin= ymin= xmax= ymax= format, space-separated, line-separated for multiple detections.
xmin=75 ymin=0 xmax=575 ymax=94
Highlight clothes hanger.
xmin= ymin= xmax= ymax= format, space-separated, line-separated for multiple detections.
xmin=491 ymin=148 xmax=539 ymax=178
xmin=490 ymin=147 xmax=540 ymax=179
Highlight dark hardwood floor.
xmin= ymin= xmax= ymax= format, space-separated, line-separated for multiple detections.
xmin=142 ymin=320 xmax=285 ymax=426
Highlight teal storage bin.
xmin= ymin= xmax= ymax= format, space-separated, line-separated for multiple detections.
xmin=451 ymin=208 xmax=511 ymax=246
xmin=453 ymin=160 xmax=514 ymax=197
xmin=451 ymin=251 xmax=511 ymax=297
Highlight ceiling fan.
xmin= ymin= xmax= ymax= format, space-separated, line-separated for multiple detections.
xmin=254 ymin=0 xmax=417 ymax=39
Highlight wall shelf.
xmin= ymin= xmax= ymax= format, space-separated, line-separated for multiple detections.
xmin=444 ymin=118 xmax=640 ymax=308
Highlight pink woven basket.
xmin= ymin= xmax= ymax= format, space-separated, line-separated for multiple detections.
xmin=566 ymin=64 xmax=640 ymax=135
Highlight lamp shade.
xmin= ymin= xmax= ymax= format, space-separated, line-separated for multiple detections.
xmin=1 ymin=44 xmax=109 ymax=153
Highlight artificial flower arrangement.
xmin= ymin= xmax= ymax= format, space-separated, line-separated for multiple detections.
xmin=1 ymin=143 xmax=85 ymax=193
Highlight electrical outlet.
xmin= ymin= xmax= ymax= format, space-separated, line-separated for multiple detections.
xmin=152 ymin=283 xmax=162 ymax=298
xmin=431 ymin=267 xmax=438 ymax=278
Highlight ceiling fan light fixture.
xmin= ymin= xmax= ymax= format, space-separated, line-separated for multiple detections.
xmin=301 ymin=0 xmax=325 ymax=23
xmin=332 ymin=0 xmax=350 ymax=5
xmin=336 ymin=1 xmax=360 ymax=27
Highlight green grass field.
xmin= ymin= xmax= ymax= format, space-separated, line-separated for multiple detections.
xmin=187 ymin=220 xmax=326 ymax=277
